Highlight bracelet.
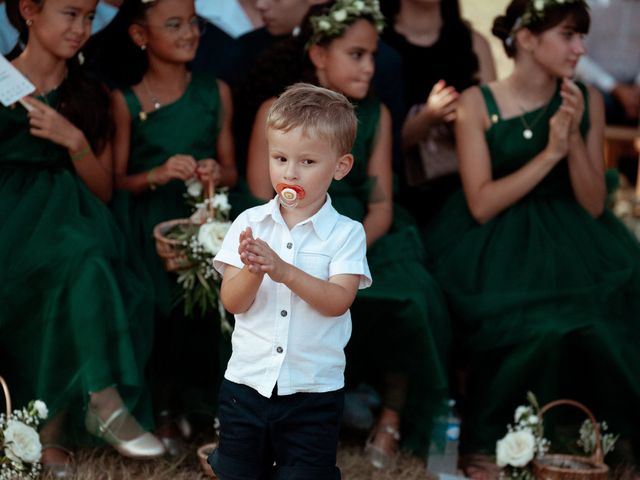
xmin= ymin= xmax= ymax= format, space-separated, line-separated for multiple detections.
xmin=147 ymin=168 xmax=157 ymax=191
xmin=69 ymin=144 xmax=91 ymax=162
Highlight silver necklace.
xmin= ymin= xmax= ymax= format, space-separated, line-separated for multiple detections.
xmin=142 ymin=77 xmax=162 ymax=110
xmin=518 ymin=99 xmax=552 ymax=140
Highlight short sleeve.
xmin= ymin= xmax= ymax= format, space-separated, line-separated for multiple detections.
xmin=329 ymin=221 xmax=372 ymax=289
xmin=213 ymin=211 xmax=247 ymax=275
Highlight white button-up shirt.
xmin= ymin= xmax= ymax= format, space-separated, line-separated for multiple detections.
xmin=214 ymin=195 xmax=371 ymax=398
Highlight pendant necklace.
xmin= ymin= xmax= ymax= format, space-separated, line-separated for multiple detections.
xmin=142 ymin=77 xmax=162 ymax=110
xmin=518 ymin=99 xmax=552 ymax=140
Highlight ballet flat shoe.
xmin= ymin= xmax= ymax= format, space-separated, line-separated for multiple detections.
xmin=85 ymin=407 xmax=166 ymax=459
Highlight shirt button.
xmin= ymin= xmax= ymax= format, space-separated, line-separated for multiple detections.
xmin=286 ymin=242 xmax=293 ymax=249
xmin=280 ymin=310 xmax=288 ymax=317
xmin=276 ymin=346 xmax=283 ymax=354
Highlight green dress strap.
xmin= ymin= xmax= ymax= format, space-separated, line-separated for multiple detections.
xmin=121 ymin=86 xmax=143 ymax=119
xmin=479 ymin=84 xmax=501 ymax=121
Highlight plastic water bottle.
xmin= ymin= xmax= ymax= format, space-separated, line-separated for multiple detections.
xmin=428 ymin=399 xmax=461 ymax=477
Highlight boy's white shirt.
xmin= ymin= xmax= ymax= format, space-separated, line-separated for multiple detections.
xmin=214 ymin=195 xmax=372 ymax=398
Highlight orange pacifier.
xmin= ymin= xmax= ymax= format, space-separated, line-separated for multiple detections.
xmin=276 ymin=183 xmax=305 ymax=209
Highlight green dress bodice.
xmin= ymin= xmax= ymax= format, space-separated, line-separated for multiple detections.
xmin=113 ymin=72 xmax=221 ymax=314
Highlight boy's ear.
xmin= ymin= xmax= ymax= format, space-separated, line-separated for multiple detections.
xmin=333 ymin=154 xmax=354 ymax=181
xmin=128 ymin=23 xmax=148 ymax=49
xmin=308 ymin=44 xmax=327 ymax=70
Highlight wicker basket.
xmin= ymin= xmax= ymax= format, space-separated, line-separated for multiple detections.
xmin=153 ymin=181 xmax=215 ymax=272
xmin=533 ymin=399 xmax=609 ymax=480
xmin=1 ymin=375 xmax=11 ymax=416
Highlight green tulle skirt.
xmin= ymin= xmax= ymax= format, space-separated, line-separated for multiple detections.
xmin=424 ymin=190 xmax=640 ymax=459
xmin=0 ymin=165 xmax=155 ymax=437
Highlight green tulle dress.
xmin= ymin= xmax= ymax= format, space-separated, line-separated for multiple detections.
xmin=330 ymin=95 xmax=451 ymax=456
xmin=424 ymin=83 xmax=640 ymax=460
xmin=0 ymin=92 xmax=154 ymax=436
xmin=112 ymin=72 xmax=226 ymax=419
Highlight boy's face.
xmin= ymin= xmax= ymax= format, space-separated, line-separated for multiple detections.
xmin=267 ymin=126 xmax=352 ymax=215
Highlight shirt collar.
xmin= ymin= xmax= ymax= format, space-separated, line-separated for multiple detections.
xmin=247 ymin=195 xmax=339 ymax=241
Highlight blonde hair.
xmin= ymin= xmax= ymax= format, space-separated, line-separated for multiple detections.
xmin=266 ymin=83 xmax=358 ymax=155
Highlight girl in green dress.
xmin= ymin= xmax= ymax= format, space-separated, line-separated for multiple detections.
xmin=245 ymin=0 xmax=451 ymax=468
xmin=98 ymin=0 xmax=236 ymax=448
xmin=424 ymin=0 xmax=640 ymax=477
xmin=0 ymin=0 xmax=165 ymax=470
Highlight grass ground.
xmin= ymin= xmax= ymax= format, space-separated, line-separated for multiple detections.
xmin=41 ymin=438 xmax=436 ymax=480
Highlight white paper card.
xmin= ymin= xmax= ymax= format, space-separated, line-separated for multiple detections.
xmin=0 ymin=55 xmax=35 ymax=107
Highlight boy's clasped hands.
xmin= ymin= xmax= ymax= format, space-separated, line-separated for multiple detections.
xmin=238 ymin=226 xmax=290 ymax=283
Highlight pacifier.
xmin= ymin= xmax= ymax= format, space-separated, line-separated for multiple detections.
xmin=276 ymin=183 xmax=306 ymax=209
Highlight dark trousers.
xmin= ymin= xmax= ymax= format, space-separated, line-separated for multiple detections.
xmin=209 ymin=379 xmax=344 ymax=480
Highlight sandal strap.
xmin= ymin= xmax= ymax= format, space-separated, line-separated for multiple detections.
xmin=98 ymin=407 xmax=126 ymax=436
xmin=379 ymin=424 xmax=400 ymax=441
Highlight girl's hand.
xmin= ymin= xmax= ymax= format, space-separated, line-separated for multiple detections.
xmin=22 ymin=97 xmax=84 ymax=151
xmin=244 ymin=238 xmax=289 ymax=282
xmin=560 ymin=78 xmax=584 ymax=134
xmin=156 ymin=154 xmax=197 ymax=184
xmin=196 ymin=158 xmax=221 ymax=187
xmin=424 ymin=80 xmax=460 ymax=124
xmin=546 ymin=100 xmax=574 ymax=161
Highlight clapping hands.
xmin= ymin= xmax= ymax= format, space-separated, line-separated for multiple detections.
xmin=547 ymin=78 xmax=584 ymax=160
xmin=238 ymin=227 xmax=290 ymax=283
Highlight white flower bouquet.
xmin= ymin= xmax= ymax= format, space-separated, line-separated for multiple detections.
xmin=153 ymin=181 xmax=232 ymax=334
xmin=496 ymin=393 xmax=615 ymax=480
xmin=0 ymin=377 xmax=47 ymax=480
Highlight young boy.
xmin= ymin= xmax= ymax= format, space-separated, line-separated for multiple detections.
xmin=209 ymin=83 xmax=372 ymax=480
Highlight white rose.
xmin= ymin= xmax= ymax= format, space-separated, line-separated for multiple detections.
xmin=212 ymin=193 xmax=231 ymax=214
xmin=3 ymin=420 xmax=42 ymax=464
xmin=197 ymin=220 xmax=231 ymax=255
xmin=186 ymin=179 xmax=203 ymax=198
xmin=514 ymin=405 xmax=531 ymax=422
xmin=534 ymin=0 xmax=545 ymax=11
xmin=333 ymin=9 xmax=348 ymax=22
xmin=528 ymin=414 xmax=539 ymax=424
xmin=496 ymin=429 xmax=536 ymax=468
xmin=33 ymin=400 xmax=48 ymax=420
xmin=354 ymin=0 xmax=365 ymax=10
xmin=319 ymin=19 xmax=331 ymax=31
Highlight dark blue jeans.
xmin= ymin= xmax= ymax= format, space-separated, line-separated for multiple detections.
xmin=209 ymin=379 xmax=344 ymax=480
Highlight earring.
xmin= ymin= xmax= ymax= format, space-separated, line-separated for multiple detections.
xmin=140 ymin=44 xmax=146 ymax=51
xmin=26 ymin=19 xmax=33 ymax=26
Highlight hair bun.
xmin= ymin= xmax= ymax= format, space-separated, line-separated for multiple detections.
xmin=492 ymin=15 xmax=512 ymax=41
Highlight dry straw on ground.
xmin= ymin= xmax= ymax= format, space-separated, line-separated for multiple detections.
xmin=41 ymin=441 xmax=435 ymax=480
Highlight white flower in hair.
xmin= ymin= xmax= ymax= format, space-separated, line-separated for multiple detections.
xmin=354 ymin=0 xmax=365 ymax=10
xmin=534 ymin=0 xmax=545 ymax=10
xmin=332 ymin=9 xmax=348 ymax=22
xmin=319 ymin=19 xmax=332 ymax=31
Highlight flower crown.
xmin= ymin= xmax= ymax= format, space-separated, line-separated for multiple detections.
xmin=506 ymin=0 xmax=586 ymax=46
xmin=519 ymin=0 xmax=586 ymax=28
xmin=307 ymin=0 xmax=385 ymax=48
